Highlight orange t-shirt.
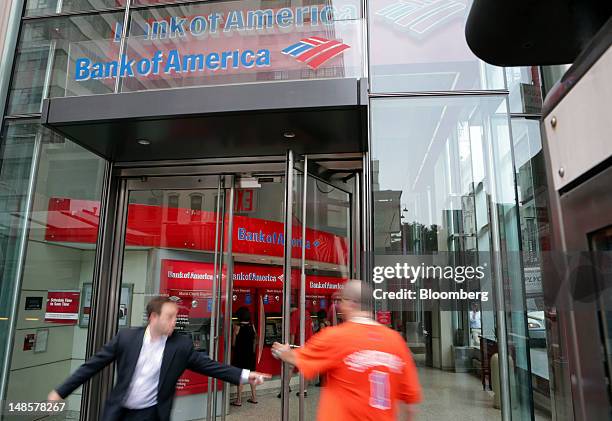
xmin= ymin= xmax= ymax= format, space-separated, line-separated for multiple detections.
xmin=294 ymin=321 xmax=421 ymax=421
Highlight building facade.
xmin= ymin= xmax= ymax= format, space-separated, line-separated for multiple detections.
xmin=0 ymin=1 xmax=600 ymax=421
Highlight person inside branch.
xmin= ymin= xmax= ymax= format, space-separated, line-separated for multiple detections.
xmin=231 ymin=306 xmax=258 ymax=406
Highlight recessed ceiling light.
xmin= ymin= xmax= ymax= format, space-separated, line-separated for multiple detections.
xmin=283 ymin=131 xmax=296 ymax=139
xmin=137 ymin=139 xmax=151 ymax=145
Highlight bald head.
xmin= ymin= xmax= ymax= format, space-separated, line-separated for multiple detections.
xmin=341 ymin=279 xmax=372 ymax=311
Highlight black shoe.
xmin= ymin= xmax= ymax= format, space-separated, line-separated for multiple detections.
xmin=296 ymin=391 xmax=308 ymax=397
xmin=277 ymin=388 xmax=292 ymax=398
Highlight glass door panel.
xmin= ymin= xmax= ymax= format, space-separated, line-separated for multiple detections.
xmin=117 ymin=175 xmax=227 ymax=421
xmin=289 ymin=154 xmax=353 ymax=421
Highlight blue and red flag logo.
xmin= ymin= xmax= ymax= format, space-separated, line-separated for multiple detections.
xmin=282 ymin=37 xmax=350 ymax=69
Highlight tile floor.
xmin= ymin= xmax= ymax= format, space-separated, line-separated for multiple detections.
xmin=223 ymin=366 xmax=549 ymax=421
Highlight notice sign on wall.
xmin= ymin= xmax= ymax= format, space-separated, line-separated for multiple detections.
xmin=376 ymin=310 xmax=391 ymax=325
xmin=45 ymin=291 xmax=80 ymax=324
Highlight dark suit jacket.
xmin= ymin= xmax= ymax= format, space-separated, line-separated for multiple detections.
xmin=56 ymin=327 xmax=242 ymax=421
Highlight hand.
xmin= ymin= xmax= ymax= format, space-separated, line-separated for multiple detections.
xmin=271 ymin=342 xmax=291 ymax=361
xmin=248 ymin=371 xmax=271 ymax=385
xmin=47 ymin=390 xmax=62 ymax=401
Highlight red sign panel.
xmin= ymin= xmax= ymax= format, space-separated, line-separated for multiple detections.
xmin=376 ymin=311 xmax=391 ymax=325
xmin=235 ymin=189 xmax=255 ymax=212
xmin=161 ymin=259 xmax=346 ymax=295
xmin=45 ymin=198 xmax=349 ymax=266
xmin=45 ymin=291 xmax=80 ymax=324
xmin=159 ymin=258 xmax=346 ymax=395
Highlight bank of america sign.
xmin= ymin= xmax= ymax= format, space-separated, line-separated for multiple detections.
xmin=282 ymin=37 xmax=351 ymax=70
xmin=71 ymin=4 xmax=357 ymax=81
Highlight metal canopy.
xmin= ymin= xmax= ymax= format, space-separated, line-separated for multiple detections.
xmin=41 ymin=78 xmax=368 ymax=162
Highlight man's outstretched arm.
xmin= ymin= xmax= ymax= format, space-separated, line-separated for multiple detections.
xmin=187 ymin=349 xmax=270 ymax=385
xmin=49 ymin=333 xmax=120 ymax=400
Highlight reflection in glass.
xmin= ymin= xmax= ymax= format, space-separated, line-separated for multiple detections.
xmin=7 ymin=12 xmax=123 ymax=115
xmin=0 ymin=121 xmax=39 ymax=407
xmin=512 ymin=117 xmax=554 ymax=420
xmin=371 ymin=96 xmax=534 ymax=419
xmin=119 ymin=0 xmax=363 ymax=93
xmin=0 ymin=120 xmax=105 ymax=419
xmin=506 ymin=67 xmax=543 ymax=114
xmin=289 ymin=159 xmax=351 ymax=418
xmin=369 ymin=0 xmax=504 ymax=93
xmin=25 ymin=0 xmax=125 ymax=17
xmin=120 ymin=187 xmax=224 ymax=419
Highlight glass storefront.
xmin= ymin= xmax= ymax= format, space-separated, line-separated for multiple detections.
xmin=371 ymin=95 xmax=536 ymax=419
xmin=0 ymin=0 xmax=581 ymax=421
xmin=0 ymin=120 xmax=106 ymax=420
xmin=24 ymin=0 xmax=125 ymax=17
xmin=368 ymin=0 xmax=504 ymax=93
xmin=8 ymin=11 xmax=123 ymax=115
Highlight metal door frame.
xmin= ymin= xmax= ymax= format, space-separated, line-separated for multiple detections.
xmin=84 ymin=171 xmax=233 ymax=420
xmin=281 ymin=152 xmax=357 ymax=421
xmin=83 ymin=156 xmax=362 ymax=421
xmin=546 ymin=164 xmax=612 ymax=421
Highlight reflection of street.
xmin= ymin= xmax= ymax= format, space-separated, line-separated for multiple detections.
xmin=530 ymin=348 xmax=549 ymax=380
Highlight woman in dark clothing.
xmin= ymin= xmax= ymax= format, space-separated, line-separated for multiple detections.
xmin=317 ymin=309 xmax=331 ymax=332
xmin=232 ymin=306 xmax=257 ymax=405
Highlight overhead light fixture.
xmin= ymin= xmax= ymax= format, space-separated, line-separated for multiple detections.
xmin=137 ymin=139 xmax=151 ymax=145
xmin=283 ymin=131 xmax=296 ymax=139
xmin=238 ymin=177 xmax=261 ymax=188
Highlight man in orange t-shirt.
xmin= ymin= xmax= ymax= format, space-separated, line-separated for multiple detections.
xmin=273 ymin=280 xmax=421 ymax=420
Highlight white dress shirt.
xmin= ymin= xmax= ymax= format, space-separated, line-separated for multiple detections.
xmin=124 ymin=327 xmax=251 ymax=409
xmin=124 ymin=328 xmax=167 ymax=409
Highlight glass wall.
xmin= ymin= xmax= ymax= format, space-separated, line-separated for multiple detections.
xmin=0 ymin=120 xmax=39 ymax=404
xmin=2 ymin=4 xmax=111 ymax=419
xmin=24 ymin=0 xmax=125 ymax=17
xmin=7 ymin=11 xmax=122 ymax=115
xmin=367 ymin=1 xmax=549 ymax=417
xmin=368 ymin=0 xmax=504 ymax=92
xmin=371 ymin=95 xmax=534 ymax=419
xmin=0 ymin=120 xmax=106 ymax=420
xmin=505 ymin=67 xmax=543 ymax=114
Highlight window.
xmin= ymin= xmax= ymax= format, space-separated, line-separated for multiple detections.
xmin=7 ymin=12 xmax=123 ymax=115
xmin=25 ymin=0 xmax=125 ymax=17
xmin=368 ymin=0 xmax=504 ymax=93
xmin=0 ymin=121 xmax=105 ymax=419
xmin=190 ymin=193 xmax=203 ymax=221
xmin=371 ymin=95 xmax=533 ymax=419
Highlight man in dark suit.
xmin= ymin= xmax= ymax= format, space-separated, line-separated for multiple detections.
xmin=48 ymin=296 xmax=270 ymax=420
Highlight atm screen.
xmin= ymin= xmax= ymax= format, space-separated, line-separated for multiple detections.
xmin=265 ymin=319 xmax=282 ymax=345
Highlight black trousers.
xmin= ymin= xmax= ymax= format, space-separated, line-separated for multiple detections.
xmin=120 ymin=405 xmax=160 ymax=421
